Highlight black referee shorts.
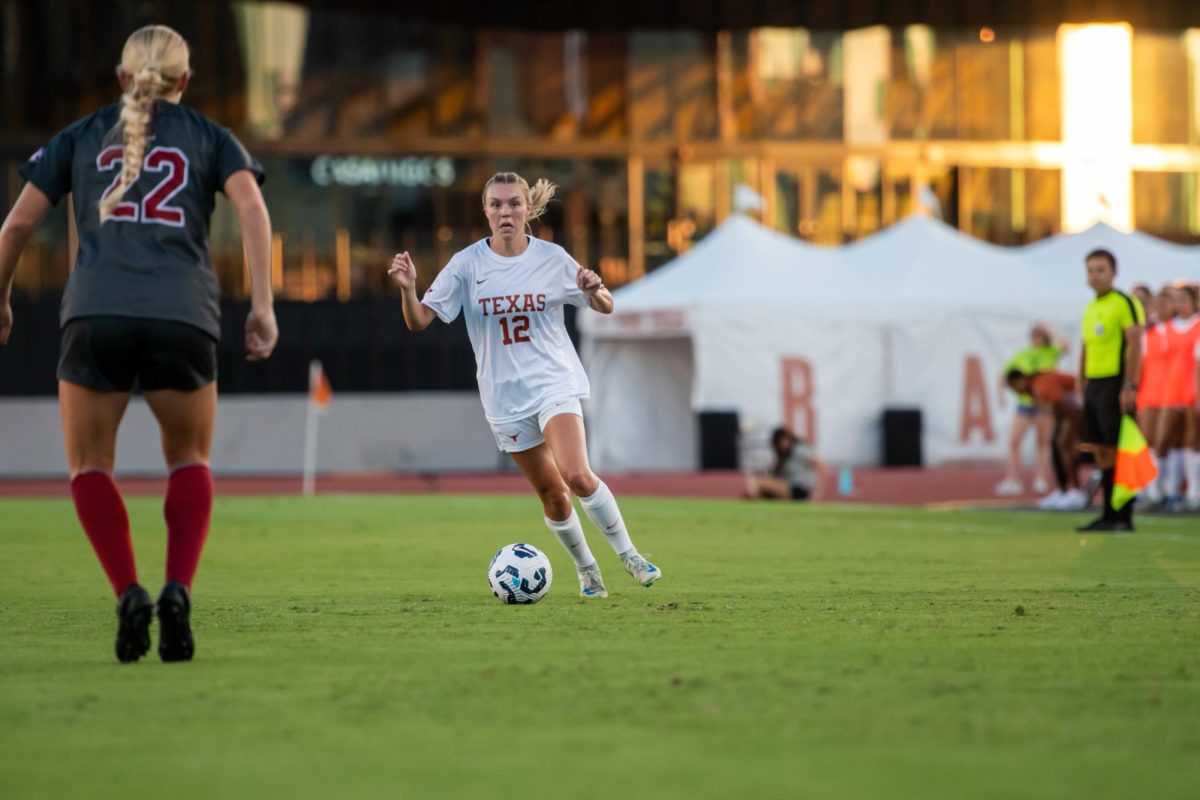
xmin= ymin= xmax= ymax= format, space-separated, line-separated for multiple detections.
xmin=1081 ymin=376 xmax=1122 ymax=448
xmin=58 ymin=316 xmax=217 ymax=392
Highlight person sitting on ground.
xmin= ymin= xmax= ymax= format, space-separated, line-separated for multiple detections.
xmin=746 ymin=426 xmax=824 ymax=500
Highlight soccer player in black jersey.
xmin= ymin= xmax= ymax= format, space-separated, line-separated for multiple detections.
xmin=0 ymin=25 xmax=277 ymax=662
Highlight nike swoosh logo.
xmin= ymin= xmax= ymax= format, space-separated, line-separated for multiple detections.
xmin=606 ymin=522 xmax=619 ymax=530
xmin=476 ymin=279 xmax=488 ymax=285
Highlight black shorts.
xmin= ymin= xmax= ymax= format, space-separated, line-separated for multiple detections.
xmin=58 ymin=316 xmax=217 ymax=392
xmin=790 ymin=485 xmax=811 ymax=501
xmin=1082 ymin=377 xmax=1122 ymax=447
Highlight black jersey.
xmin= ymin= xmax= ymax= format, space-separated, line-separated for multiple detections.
xmin=18 ymin=101 xmax=264 ymax=339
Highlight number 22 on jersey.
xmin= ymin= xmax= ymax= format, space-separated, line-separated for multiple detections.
xmin=97 ymin=145 xmax=189 ymax=227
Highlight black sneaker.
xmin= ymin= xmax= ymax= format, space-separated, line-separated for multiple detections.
xmin=1075 ymin=518 xmax=1133 ymax=533
xmin=156 ymin=581 xmax=194 ymax=662
xmin=115 ymin=583 xmax=153 ymax=663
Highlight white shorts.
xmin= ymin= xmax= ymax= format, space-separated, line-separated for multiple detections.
xmin=489 ymin=397 xmax=583 ymax=453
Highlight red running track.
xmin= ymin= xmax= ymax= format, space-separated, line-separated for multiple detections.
xmin=0 ymin=464 xmax=1043 ymax=507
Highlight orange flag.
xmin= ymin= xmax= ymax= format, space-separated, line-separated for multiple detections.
xmin=309 ymin=360 xmax=332 ymax=411
xmin=1112 ymin=415 xmax=1157 ymax=510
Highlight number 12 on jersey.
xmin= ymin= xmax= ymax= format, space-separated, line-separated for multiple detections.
xmin=499 ymin=316 xmax=530 ymax=345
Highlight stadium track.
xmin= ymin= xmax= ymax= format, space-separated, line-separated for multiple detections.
xmin=0 ymin=465 xmax=1108 ymax=507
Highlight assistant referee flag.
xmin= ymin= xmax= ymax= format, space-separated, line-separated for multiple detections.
xmin=1112 ymin=416 xmax=1157 ymax=510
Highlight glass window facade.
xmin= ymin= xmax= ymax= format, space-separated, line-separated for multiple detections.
xmin=4 ymin=5 xmax=1200 ymax=304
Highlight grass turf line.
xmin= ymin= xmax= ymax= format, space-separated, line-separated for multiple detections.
xmin=1 ymin=495 xmax=1198 ymax=799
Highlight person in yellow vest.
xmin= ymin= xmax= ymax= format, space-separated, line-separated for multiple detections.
xmin=1076 ymin=249 xmax=1145 ymax=532
xmin=995 ymin=323 xmax=1069 ymax=497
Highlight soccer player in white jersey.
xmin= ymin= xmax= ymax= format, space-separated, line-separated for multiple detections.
xmin=386 ymin=172 xmax=661 ymax=597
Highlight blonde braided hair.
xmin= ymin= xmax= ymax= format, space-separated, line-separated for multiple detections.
xmin=99 ymin=25 xmax=190 ymax=222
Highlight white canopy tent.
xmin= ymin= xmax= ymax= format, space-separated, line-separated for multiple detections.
xmin=580 ymin=215 xmax=1200 ymax=472
xmin=1017 ymin=222 xmax=1199 ymax=300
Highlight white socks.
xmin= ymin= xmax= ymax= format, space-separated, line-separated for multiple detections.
xmin=544 ymin=481 xmax=638 ymax=569
xmin=578 ymin=480 xmax=635 ymax=557
xmin=544 ymin=510 xmax=597 ymax=569
xmin=1186 ymin=450 xmax=1200 ymax=501
xmin=1163 ymin=449 xmax=1185 ymax=498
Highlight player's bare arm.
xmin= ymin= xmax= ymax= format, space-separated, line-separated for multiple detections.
xmin=225 ymin=169 xmax=277 ymax=361
xmin=0 ymin=183 xmax=53 ymax=345
xmin=577 ymin=266 xmax=612 ymax=314
xmin=1120 ymin=323 xmax=1143 ymax=414
xmin=389 ymin=251 xmax=436 ymax=331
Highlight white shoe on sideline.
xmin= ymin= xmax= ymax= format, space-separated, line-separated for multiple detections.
xmin=1032 ymin=476 xmax=1050 ymax=494
xmin=621 ymin=552 xmax=662 ymax=587
xmin=1037 ymin=490 xmax=1065 ymax=509
xmin=577 ymin=562 xmax=608 ymax=598
xmin=994 ymin=478 xmax=1023 ymax=497
xmin=1058 ymin=488 xmax=1088 ymax=510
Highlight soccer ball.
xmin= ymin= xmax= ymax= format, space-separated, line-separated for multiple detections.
xmin=488 ymin=543 xmax=553 ymax=604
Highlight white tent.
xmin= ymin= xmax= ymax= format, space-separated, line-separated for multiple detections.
xmin=580 ymin=215 xmax=846 ymax=471
xmin=580 ymin=215 xmax=1200 ymax=472
xmin=1018 ymin=222 xmax=1199 ymax=300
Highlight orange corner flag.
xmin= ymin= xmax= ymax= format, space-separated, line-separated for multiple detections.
xmin=1112 ymin=415 xmax=1157 ymax=510
xmin=309 ymin=360 xmax=332 ymax=410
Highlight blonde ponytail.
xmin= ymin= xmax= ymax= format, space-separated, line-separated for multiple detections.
xmin=99 ymin=25 xmax=190 ymax=223
xmin=527 ymin=178 xmax=556 ymax=222
xmin=481 ymin=172 xmax=557 ymax=229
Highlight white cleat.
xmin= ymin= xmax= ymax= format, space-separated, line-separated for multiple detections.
xmin=1058 ymin=488 xmax=1088 ymax=510
xmin=577 ymin=562 xmax=608 ymax=598
xmin=1037 ymin=490 xmax=1065 ymax=510
xmin=621 ymin=552 xmax=662 ymax=587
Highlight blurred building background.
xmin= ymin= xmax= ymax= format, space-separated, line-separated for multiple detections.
xmin=3 ymin=0 xmax=1200 ymax=399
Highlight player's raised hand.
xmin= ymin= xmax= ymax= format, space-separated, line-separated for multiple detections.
xmin=576 ymin=266 xmax=604 ymax=297
xmin=388 ymin=252 xmax=417 ymax=290
xmin=245 ymin=305 xmax=278 ymax=361
xmin=0 ymin=299 xmax=12 ymax=346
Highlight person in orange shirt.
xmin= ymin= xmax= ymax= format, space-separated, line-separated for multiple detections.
xmin=1138 ymin=286 xmax=1174 ymax=505
xmin=1006 ymin=369 xmax=1086 ymax=509
xmin=1160 ymin=284 xmax=1200 ymax=510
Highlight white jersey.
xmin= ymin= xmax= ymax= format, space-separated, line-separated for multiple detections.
xmin=421 ymin=237 xmax=591 ymax=423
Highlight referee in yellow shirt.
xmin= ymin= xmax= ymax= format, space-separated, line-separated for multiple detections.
xmin=1077 ymin=249 xmax=1145 ymax=532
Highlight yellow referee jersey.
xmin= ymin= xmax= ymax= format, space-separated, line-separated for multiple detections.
xmin=1081 ymin=291 xmax=1145 ymax=379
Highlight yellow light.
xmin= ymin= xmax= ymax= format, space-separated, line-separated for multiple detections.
xmin=1058 ymin=23 xmax=1133 ymax=232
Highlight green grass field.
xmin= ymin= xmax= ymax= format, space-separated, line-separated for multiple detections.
xmin=1 ymin=494 xmax=1198 ymax=799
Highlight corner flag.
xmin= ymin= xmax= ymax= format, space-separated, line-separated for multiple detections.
xmin=1112 ymin=416 xmax=1157 ymax=510
xmin=303 ymin=360 xmax=332 ymax=496
xmin=309 ymin=361 xmax=332 ymax=411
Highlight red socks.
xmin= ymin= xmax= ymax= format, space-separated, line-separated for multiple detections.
xmin=164 ymin=464 xmax=213 ymax=591
xmin=70 ymin=471 xmax=138 ymax=597
xmin=71 ymin=465 xmax=213 ymax=596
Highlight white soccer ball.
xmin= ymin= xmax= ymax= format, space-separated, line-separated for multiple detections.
xmin=488 ymin=543 xmax=553 ymax=604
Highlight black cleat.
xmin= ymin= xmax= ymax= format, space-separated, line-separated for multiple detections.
xmin=1075 ymin=517 xmax=1133 ymax=533
xmin=115 ymin=583 xmax=153 ymax=663
xmin=156 ymin=581 xmax=194 ymax=662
